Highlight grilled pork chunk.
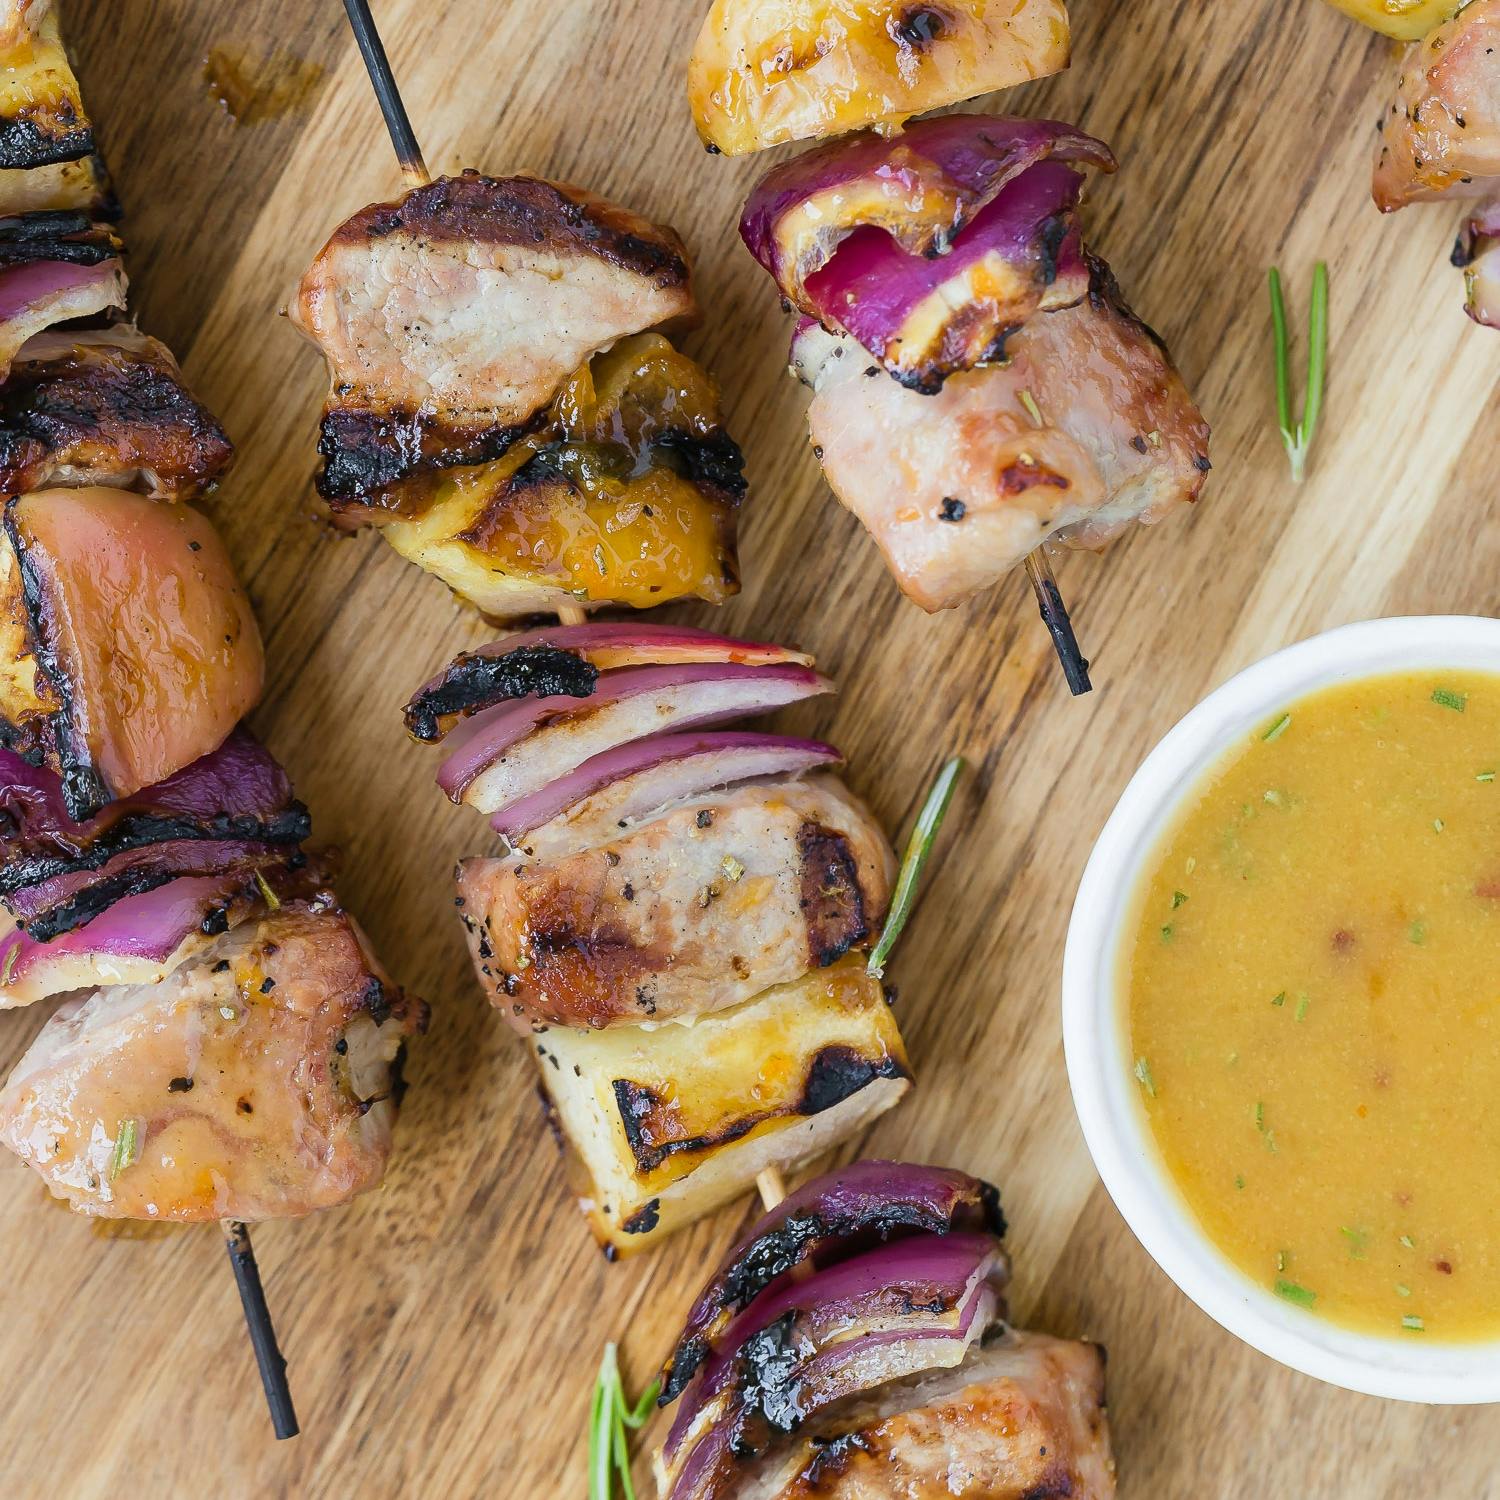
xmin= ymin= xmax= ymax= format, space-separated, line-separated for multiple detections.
xmin=0 ymin=486 xmax=263 ymax=817
xmin=794 ymin=260 xmax=1210 ymax=612
xmin=688 ymin=0 xmax=1071 ymax=156
xmin=0 ymin=150 xmax=111 ymax=216
xmin=0 ymin=329 xmax=233 ymax=497
xmin=0 ymin=1 xmax=95 ymax=171
xmin=459 ymin=776 xmax=894 ymax=1030
xmin=1374 ymin=0 xmax=1500 ymax=212
xmin=537 ymin=959 xmax=910 ymax=1256
xmin=0 ymin=899 xmax=428 ymax=1220
xmin=732 ymin=1331 xmax=1114 ymax=1500
xmin=290 ymin=171 xmax=698 ymax=508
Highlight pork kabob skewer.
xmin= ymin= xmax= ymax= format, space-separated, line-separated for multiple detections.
xmin=310 ymin=0 xmax=744 ymax=631
xmin=690 ymin=3 xmax=1214 ymax=700
xmin=339 ymin=0 xmax=584 ymax=628
xmin=0 ymin=2 xmax=428 ymax=1439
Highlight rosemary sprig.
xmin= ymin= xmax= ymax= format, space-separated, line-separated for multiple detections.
xmin=1268 ymin=261 xmax=1329 ymax=482
xmin=589 ymin=1342 xmax=659 ymax=1500
xmin=867 ymin=756 xmax=965 ymax=979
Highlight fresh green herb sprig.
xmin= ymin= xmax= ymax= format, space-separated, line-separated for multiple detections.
xmin=589 ymin=1343 xmax=659 ymax=1500
xmin=1268 ymin=262 xmax=1329 ymax=483
xmin=867 ymin=757 xmax=965 ymax=979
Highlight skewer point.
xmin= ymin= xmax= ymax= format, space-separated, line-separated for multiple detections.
xmin=222 ymin=1219 xmax=299 ymax=1440
xmin=1024 ymin=551 xmax=1092 ymax=697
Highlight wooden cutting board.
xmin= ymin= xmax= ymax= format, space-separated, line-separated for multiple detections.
xmin=4 ymin=1 xmax=1499 ymax=1494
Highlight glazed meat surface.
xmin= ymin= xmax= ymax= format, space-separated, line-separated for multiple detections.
xmin=0 ymin=900 xmax=427 ymax=1220
xmin=0 ymin=329 xmax=233 ymax=498
xmin=739 ymin=1331 xmax=1114 ymax=1500
xmin=0 ymin=486 xmax=263 ymax=816
xmin=796 ymin=260 xmax=1210 ymax=612
xmin=290 ymin=172 xmax=697 ymax=505
xmin=458 ymin=775 xmax=894 ymax=1030
xmin=1374 ymin=0 xmax=1500 ymax=211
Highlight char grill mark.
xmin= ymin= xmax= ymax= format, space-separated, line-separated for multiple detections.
xmin=0 ymin=210 xmax=119 ymax=266
xmin=612 ymin=1043 xmax=913 ymax=1175
xmin=798 ymin=820 xmax=871 ymax=967
xmin=337 ymin=171 xmax=693 ymax=288
xmin=2 ymin=495 xmax=99 ymax=814
xmin=0 ymin=802 xmax=311 ymax=894
xmin=14 ymin=844 xmax=307 ymax=944
xmin=0 ymin=115 xmax=92 ymax=172
xmin=314 ymin=404 xmax=543 ymax=511
xmin=0 ymin=335 xmax=234 ymax=499
xmin=404 ymin=644 xmax=599 ymax=742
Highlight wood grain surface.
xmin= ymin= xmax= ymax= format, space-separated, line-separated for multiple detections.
xmin=3 ymin=1 xmax=1499 ymax=1495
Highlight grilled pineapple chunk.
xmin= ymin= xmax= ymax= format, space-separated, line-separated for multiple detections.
xmin=1321 ymin=0 xmax=1460 ymax=39
xmin=0 ymin=3 xmax=96 ymax=170
xmin=536 ymin=958 xmax=910 ymax=1256
xmin=689 ymin=0 xmax=1071 ymax=156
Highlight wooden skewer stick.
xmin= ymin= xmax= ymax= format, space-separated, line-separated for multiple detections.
xmin=1025 ymin=550 xmax=1092 ymax=697
xmin=340 ymin=0 xmax=589 ymax=632
xmin=341 ymin=0 xmax=427 ymax=187
xmin=1014 ymin=391 xmax=1091 ymax=696
xmin=756 ymin=1166 xmax=787 ymax=1210
xmin=222 ymin=1219 xmax=299 ymax=1440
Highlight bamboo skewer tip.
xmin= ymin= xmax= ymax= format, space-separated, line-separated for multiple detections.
xmin=1024 ymin=550 xmax=1092 ymax=698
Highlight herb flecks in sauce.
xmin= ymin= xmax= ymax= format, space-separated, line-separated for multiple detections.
xmin=1129 ymin=671 xmax=1500 ymax=1339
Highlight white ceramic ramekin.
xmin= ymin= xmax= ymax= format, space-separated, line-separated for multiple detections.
xmin=1063 ymin=616 xmax=1500 ymax=1404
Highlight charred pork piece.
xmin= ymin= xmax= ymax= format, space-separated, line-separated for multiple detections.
xmin=655 ymin=1160 xmax=1115 ymax=1500
xmin=0 ymin=1 xmax=96 ymax=171
xmin=458 ymin=776 xmax=894 ymax=1030
xmin=0 ymin=730 xmax=308 ymax=946
xmin=0 ymin=897 xmax=429 ymax=1220
xmin=0 ymin=486 xmax=263 ymax=817
xmin=792 ymin=262 xmax=1210 ymax=612
xmin=716 ymin=1331 xmax=1114 ymax=1500
xmin=689 ymin=0 xmax=1071 ymax=156
xmin=372 ymin=334 xmax=746 ymax=619
xmin=1374 ymin=0 xmax=1500 ymax=212
xmin=536 ymin=960 xmax=910 ymax=1257
xmin=291 ymin=171 xmax=698 ymax=508
xmin=0 ymin=328 xmax=233 ymax=497
xmin=662 ymin=1160 xmax=1006 ymax=1401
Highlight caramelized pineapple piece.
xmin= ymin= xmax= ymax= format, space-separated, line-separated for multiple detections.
xmin=379 ymin=334 xmax=744 ymax=620
xmin=689 ymin=0 xmax=1071 ymax=156
xmin=1323 ymin=0 xmax=1461 ymax=40
xmin=536 ymin=959 xmax=910 ymax=1256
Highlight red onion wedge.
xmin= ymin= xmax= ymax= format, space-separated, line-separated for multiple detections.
xmin=660 ymin=1160 xmax=1005 ymax=1403
xmin=495 ymin=731 xmax=842 ymax=850
xmin=661 ymin=1233 xmax=1010 ymax=1500
xmin=0 ymin=867 xmax=289 ymax=1010
xmin=742 ymin=116 xmax=1115 ymax=389
xmin=0 ymin=256 xmax=126 ymax=375
xmin=438 ymin=663 xmax=833 ymax=814
xmin=405 ymin=623 xmax=813 ymax=742
xmin=0 ymin=730 xmax=308 ymax=901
